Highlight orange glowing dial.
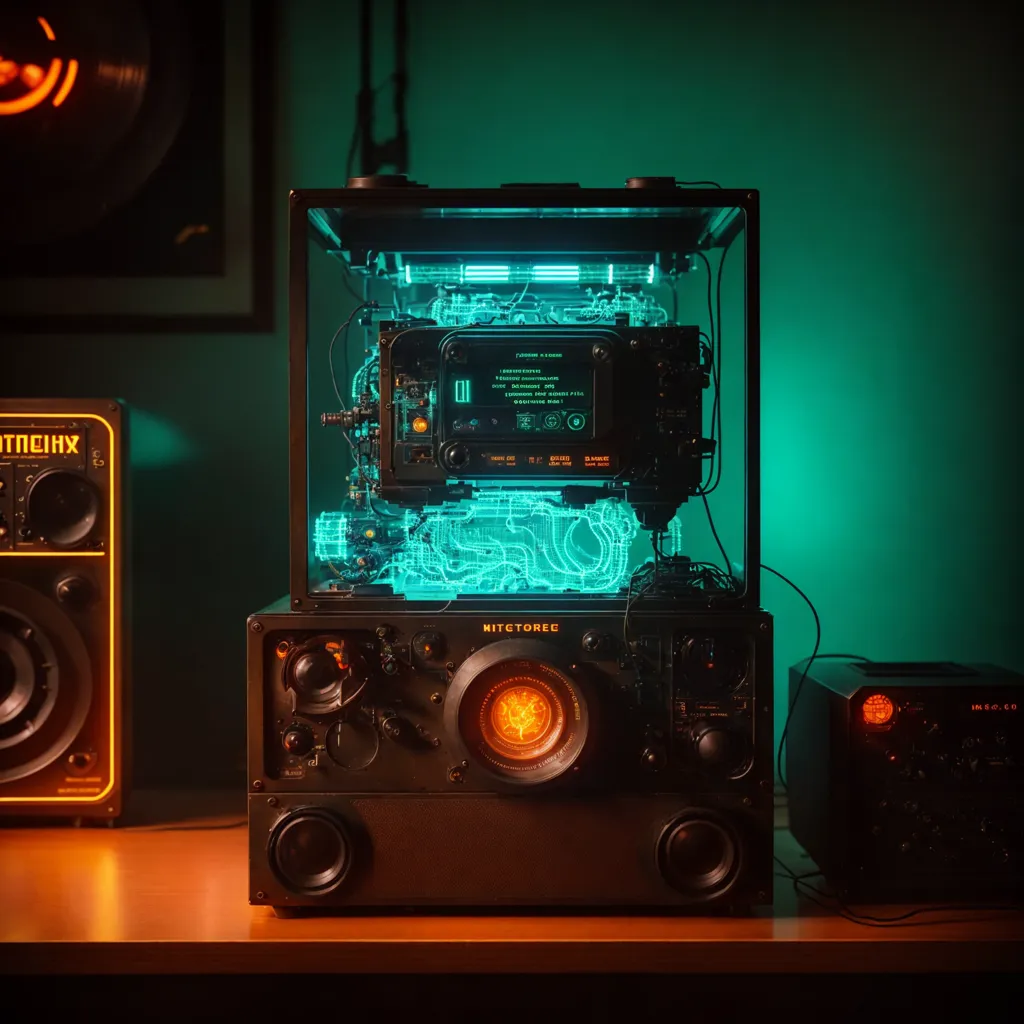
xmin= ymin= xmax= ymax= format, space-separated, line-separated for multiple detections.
xmin=477 ymin=673 xmax=567 ymax=763
xmin=491 ymin=685 xmax=551 ymax=745
xmin=0 ymin=15 xmax=79 ymax=117
xmin=862 ymin=693 xmax=895 ymax=726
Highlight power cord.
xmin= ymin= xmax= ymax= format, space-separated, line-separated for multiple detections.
xmin=328 ymin=302 xmax=377 ymax=408
xmin=773 ymin=855 xmax=1022 ymax=926
xmin=760 ymin=564 xmax=872 ymax=790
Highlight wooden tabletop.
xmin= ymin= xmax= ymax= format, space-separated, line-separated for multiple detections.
xmin=1 ymin=791 xmax=1021 ymax=975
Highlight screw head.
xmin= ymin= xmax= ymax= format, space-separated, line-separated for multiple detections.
xmin=430 ymin=692 xmax=443 ymax=704
xmin=267 ymin=797 xmax=278 ymax=806
xmin=757 ymin=890 xmax=767 ymax=901
xmin=252 ymin=780 xmax=263 ymax=791
xmin=742 ymin=796 xmax=752 ymax=806
xmin=292 ymin=598 xmax=301 ymax=607
xmin=759 ymin=622 xmax=768 ymax=632
xmin=255 ymin=891 xmax=266 ymax=900
xmin=251 ymin=621 xmax=263 ymax=633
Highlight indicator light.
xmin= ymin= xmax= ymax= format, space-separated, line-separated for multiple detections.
xmin=862 ymin=693 xmax=895 ymax=726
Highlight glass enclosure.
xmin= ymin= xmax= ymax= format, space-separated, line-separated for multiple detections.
xmin=299 ymin=190 xmax=753 ymax=606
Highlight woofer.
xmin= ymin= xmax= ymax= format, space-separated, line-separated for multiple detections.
xmin=269 ymin=809 xmax=351 ymax=895
xmin=0 ymin=583 xmax=92 ymax=784
xmin=657 ymin=813 xmax=741 ymax=901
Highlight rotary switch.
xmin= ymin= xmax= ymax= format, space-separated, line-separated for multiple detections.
xmin=691 ymin=720 xmax=748 ymax=776
xmin=282 ymin=723 xmax=315 ymax=757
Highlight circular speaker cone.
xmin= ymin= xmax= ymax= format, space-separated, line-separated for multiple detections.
xmin=25 ymin=469 xmax=100 ymax=548
xmin=0 ymin=582 xmax=92 ymax=783
xmin=269 ymin=810 xmax=350 ymax=895
xmin=657 ymin=814 xmax=741 ymax=901
xmin=445 ymin=640 xmax=590 ymax=786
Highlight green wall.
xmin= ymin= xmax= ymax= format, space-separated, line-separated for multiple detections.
xmin=4 ymin=0 xmax=1019 ymax=787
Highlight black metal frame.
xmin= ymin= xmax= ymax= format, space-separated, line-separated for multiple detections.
xmin=288 ymin=185 xmax=761 ymax=611
xmin=0 ymin=2 xmax=275 ymax=335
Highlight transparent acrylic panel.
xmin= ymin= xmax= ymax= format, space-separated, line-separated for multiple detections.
xmin=305 ymin=201 xmax=748 ymax=603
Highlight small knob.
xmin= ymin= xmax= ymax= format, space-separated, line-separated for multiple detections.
xmin=641 ymin=746 xmax=665 ymax=771
xmin=692 ymin=722 xmax=746 ymax=774
xmin=442 ymin=444 xmax=470 ymax=471
xmin=282 ymin=724 xmax=314 ymax=756
xmin=581 ymin=630 xmax=604 ymax=653
xmin=381 ymin=714 xmax=403 ymax=741
xmin=56 ymin=575 xmax=95 ymax=607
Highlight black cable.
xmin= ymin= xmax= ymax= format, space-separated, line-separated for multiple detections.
xmin=774 ymin=856 xmax=1022 ymax=926
xmin=698 ymin=331 xmax=719 ymax=489
xmin=700 ymin=492 xmax=731 ymax=580
xmin=678 ymin=180 xmax=723 ymax=188
xmin=760 ymin=563 xmax=820 ymax=791
xmin=709 ymin=234 xmax=736 ymax=494
xmin=693 ymin=251 xmax=714 ymax=352
xmin=692 ymin=252 xmax=719 ymax=495
xmin=328 ymin=302 xmax=374 ymax=408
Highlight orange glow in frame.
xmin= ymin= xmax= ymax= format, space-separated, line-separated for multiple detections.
xmin=0 ymin=15 xmax=79 ymax=116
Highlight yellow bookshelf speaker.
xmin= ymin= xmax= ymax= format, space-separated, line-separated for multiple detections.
xmin=0 ymin=399 xmax=127 ymax=822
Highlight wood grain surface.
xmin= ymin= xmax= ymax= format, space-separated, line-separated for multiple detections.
xmin=1 ymin=791 xmax=1020 ymax=974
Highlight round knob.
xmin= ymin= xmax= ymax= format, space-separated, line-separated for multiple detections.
xmin=381 ymin=714 xmax=403 ymax=741
xmin=656 ymin=815 xmax=739 ymax=900
xmin=442 ymin=443 xmax=470 ymax=471
xmin=412 ymin=631 xmax=445 ymax=661
xmin=55 ymin=575 xmax=94 ymax=608
xmin=25 ymin=470 xmax=100 ymax=548
xmin=641 ymin=746 xmax=665 ymax=770
xmin=692 ymin=722 xmax=747 ymax=775
xmin=581 ymin=630 xmax=603 ymax=653
xmin=282 ymin=724 xmax=314 ymax=756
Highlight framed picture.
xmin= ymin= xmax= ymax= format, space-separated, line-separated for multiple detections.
xmin=0 ymin=0 xmax=274 ymax=333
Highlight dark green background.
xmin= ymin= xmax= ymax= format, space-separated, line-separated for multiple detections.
xmin=3 ymin=0 xmax=1019 ymax=788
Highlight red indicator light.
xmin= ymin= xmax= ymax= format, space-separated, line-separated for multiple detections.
xmin=862 ymin=693 xmax=895 ymax=726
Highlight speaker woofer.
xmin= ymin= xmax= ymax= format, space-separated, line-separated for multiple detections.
xmin=269 ymin=809 xmax=351 ymax=895
xmin=25 ymin=469 xmax=100 ymax=548
xmin=657 ymin=813 xmax=742 ymax=902
xmin=0 ymin=585 xmax=92 ymax=783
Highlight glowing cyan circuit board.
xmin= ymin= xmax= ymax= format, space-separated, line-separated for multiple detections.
xmin=314 ymin=489 xmax=639 ymax=597
xmin=427 ymin=288 xmax=667 ymax=328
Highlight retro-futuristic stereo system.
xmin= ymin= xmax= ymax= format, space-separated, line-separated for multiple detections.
xmin=248 ymin=606 xmax=774 ymax=911
xmin=249 ymin=176 xmax=769 ymax=913
xmin=0 ymin=399 xmax=127 ymax=821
